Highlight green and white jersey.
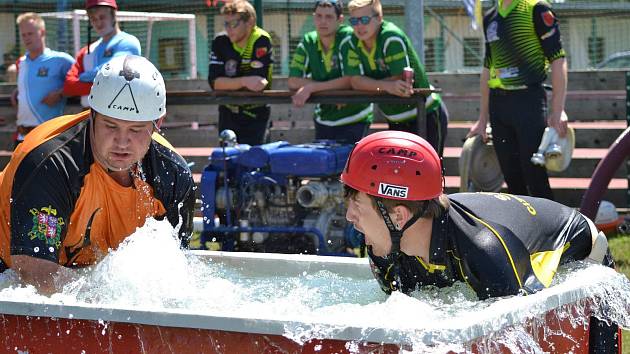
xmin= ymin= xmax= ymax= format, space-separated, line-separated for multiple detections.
xmin=343 ymin=21 xmax=442 ymax=122
xmin=483 ymin=0 xmax=565 ymax=89
xmin=289 ymin=25 xmax=372 ymax=126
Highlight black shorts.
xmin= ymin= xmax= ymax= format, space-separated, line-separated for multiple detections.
xmin=218 ymin=105 xmax=270 ymax=146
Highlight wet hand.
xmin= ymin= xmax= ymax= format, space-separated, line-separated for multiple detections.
xmin=291 ymin=85 xmax=311 ymax=107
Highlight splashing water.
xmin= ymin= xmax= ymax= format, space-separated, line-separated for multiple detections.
xmin=0 ymin=218 xmax=628 ymax=353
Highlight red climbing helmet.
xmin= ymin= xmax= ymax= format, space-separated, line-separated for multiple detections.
xmin=85 ymin=0 xmax=118 ymax=10
xmin=341 ymin=131 xmax=443 ymax=201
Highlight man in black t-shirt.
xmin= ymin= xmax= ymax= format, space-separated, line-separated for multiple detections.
xmin=468 ymin=0 xmax=568 ymax=200
xmin=208 ymin=0 xmax=273 ymax=146
xmin=342 ymin=131 xmax=620 ymax=353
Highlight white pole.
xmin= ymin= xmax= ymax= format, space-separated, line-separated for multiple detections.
xmin=406 ymin=0 xmax=424 ymax=63
xmin=72 ymin=10 xmax=81 ymax=55
xmin=188 ymin=17 xmax=197 ymax=79
xmin=146 ymin=19 xmax=153 ymax=59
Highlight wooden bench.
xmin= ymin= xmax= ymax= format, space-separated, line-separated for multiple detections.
xmin=0 ymin=70 xmax=626 ymax=207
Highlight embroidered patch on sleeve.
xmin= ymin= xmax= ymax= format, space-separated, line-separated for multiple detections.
xmin=542 ymin=11 xmax=555 ymax=27
xmin=28 ymin=206 xmax=64 ymax=248
xmin=255 ymin=47 xmax=268 ymax=58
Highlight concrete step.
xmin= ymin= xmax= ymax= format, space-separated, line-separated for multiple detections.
xmin=442 ymin=146 xmax=628 ymax=179
xmin=156 ymin=120 xmax=627 ymax=149
xmin=0 ymin=147 xmax=623 ymax=208
xmin=188 ymin=173 xmax=627 ymax=208
xmin=0 ymin=119 xmax=624 ymax=150
xmin=174 ymin=145 xmax=623 ymax=179
xmin=0 ymin=135 xmax=623 ymax=179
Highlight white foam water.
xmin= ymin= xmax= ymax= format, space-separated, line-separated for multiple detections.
xmin=0 ymin=218 xmax=628 ymax=353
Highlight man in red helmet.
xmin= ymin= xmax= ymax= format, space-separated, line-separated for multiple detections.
xmin=63 ymin=0 xmax=141 ymax=107
xmin=341 ymin=130 xmax=620 ymax=353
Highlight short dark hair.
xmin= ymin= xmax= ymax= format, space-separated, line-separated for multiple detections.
xmin=314 ymin=0 xmax=343 ymax=17
xmin=344 ymin=185 xmax=449 ymax=219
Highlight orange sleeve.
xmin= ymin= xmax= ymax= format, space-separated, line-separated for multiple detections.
xmin=63 ymin=47 xmax=93 ymax=97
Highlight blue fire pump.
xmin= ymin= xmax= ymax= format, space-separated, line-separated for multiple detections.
xmin=199 ymin=136 xmax=360 ymax=256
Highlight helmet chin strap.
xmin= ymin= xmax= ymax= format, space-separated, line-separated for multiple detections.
xmin=374 ymin=199 xmax=427 ymax=292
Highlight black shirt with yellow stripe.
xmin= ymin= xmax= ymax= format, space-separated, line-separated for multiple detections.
xmin=208 ymin=26 xmax=273 ymax=118
xmin=369 ymin=192 xmax=593 ymax=299
xmin=483 ymin=0 xmax=565 ymax=89
xmin=0 ymin=110 xmax=195 ymax=269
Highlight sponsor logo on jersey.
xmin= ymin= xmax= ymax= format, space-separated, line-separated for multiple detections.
xmin=28 ymin=206 xmax=64 ymax=247
xmin=250 ymin=60 xmax=263 ymax=69
xmin=486 ymin=21 xmax=499 ymax=42
xmin=496 ymin=67 xmax=519 ymax=79
xmin=37 ymin=67 xmax=49 ymax=77
xmin=225 ymin=59 xmax=238 ymax=77
xmin=542 ymin=11 xmax=555 ymax=27
xmin=256 ymin=47 xmax=268 ymax=58
xmin=378 ymin=182 xmax=409 ymax=199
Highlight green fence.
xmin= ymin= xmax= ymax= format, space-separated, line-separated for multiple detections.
xmin=1 ymin=0 xmax=630 ymax=82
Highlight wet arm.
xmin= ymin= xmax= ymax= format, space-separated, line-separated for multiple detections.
xmin=11 ymin=255 xmax=74 ymax=295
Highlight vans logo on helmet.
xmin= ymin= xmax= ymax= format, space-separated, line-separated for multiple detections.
xmin=378 ymin=147 xmax=418 ymax=158
xmin=378 ymin=183 xmax=409 ymax=199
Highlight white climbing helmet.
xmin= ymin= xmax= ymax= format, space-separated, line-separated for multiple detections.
xmin=88 ymin=55 xmax=166 ymax=121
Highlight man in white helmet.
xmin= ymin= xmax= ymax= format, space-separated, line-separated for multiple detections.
xmin=0 ymin=55 xmax=195 ymax=294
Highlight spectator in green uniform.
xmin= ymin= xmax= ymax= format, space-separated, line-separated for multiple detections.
xmin=343 ymin=0 xmax=448 ymax=156
xmin=288 ymin=0 xmax=372 ymax=144
xmin=208 ymin=0 xmax=273 ymax=146
xmin=467 ymin=0 xmax=568 ymax=199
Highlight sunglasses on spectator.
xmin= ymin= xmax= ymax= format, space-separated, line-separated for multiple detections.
xmin=349 ymin=14 xmax=378 ymax=26
xmin=224 ymin=18 xmax=245 ymax=29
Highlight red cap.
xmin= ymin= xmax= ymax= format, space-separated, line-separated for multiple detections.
xmin=340 ymin=131 xmax=443 ymax=201
xmin=85 ymin=0 xmax=118 ymax=10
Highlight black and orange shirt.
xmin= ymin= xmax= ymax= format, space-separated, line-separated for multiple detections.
xmin=369 ymin=192 xmax=594 ymax=299
xmin=0 ymin=110 xmax=195 ymax=269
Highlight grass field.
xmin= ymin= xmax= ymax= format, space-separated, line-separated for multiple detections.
xmin=608 ymin=234 xmax=630 ymax=354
